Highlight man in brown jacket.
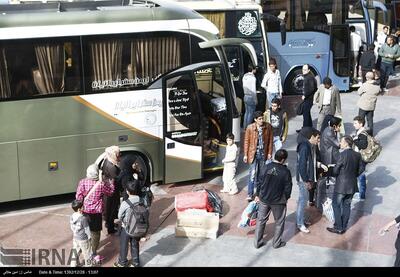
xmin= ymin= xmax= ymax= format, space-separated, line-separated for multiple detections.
xmin=243 ymin=111 xmax=273 ymax=201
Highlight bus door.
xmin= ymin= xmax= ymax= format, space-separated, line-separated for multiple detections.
xmin=163 ymin=70 xmax=203 ymax=184
xmin=329 ymin=25 xmax=350 ymax=91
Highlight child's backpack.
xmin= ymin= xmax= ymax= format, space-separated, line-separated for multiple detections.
xmin=359 ymin=131 xmax=382 ymax=163
xmin=125 ymin=199 xmax=149 ymax=238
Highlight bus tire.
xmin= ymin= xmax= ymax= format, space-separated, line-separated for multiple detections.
xmin=119 ymin=152 xmax=149 ymax=184
xmin=284 ymin=68 xmax=304 ymax=95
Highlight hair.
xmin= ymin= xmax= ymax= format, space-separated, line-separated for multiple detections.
xmin=365 ymin=71 xmax=374 ymax=80
xmin=126 ymin=179 xmax=140 ymax=195
xmin=350 ymin=26 xmax=356 ymax=32
xmin=86 ymin=163 xmax=99 ymax=180
xmin=329 ymin=116 xmax=342 ymax=127
xmin=268 ymin=58 xmax=277 ymax=66
xmin=71 ymin=199 xmax=83 ymax=212
xmin=247 ymin=64 xmax=255 ymax=72
xmin=383 ymin=25 xmax=389 ymax=31
xmin=271 ymin=97 xmax=281 ymax=106
xmin=342 ymin=135 xmax=353 ymax=148
xmin=274 ymin=149 xmax=288 ymax=162
xmin=303 ymin=64 xmax=310 ymax=70
xmin=353 ymin=115 xmax=365 ymax=126
xmin=305 ymin=128 xmax=320 ymax=139
xmin=253 ymin=111 xmax=264 ymax=121
xmin=322 ymin=77 xmax=332 ymax=86
xmin=387 ymin=34 xmax=395 ymax=41
xmin=226 ymin=133 xmax=234 ymax=140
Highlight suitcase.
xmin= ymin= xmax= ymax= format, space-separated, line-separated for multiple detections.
xmin=175 ymin=191 xmax=212 ymax=212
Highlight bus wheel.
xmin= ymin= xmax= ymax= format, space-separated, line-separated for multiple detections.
xmin=119 ymin=152 xmax=149 ymax=184
xmin=285 ymin=68 xmax=306 ymax=95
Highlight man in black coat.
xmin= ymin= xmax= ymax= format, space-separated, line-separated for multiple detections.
xmin=254 ymin=149 xmax=292 ymax=249
xmin=301 ymin=64 xmax=317 ymax=128
xmin=327 ymin=136 xmax=365 ymax=234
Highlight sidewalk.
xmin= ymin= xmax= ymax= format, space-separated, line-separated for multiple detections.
xmin=1 ymin=91 xmax=400 ymax=267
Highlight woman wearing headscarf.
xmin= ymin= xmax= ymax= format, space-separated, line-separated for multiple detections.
xmin=76 ymin=164 xmax=114 ymax=257
xmin=101 ymin=145 xmax=121 ymax=234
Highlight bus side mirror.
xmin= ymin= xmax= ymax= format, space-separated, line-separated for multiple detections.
xmin=280 ymin=22 xmax=286 ymax=45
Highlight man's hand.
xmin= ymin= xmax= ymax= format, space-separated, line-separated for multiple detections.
xmin=267 ymin=154 xmax=272 ymax=160
xmin=243 ymin=156 xmax=248 ymax=163
xmin=301 ymin=95 xmax=305 ymax=100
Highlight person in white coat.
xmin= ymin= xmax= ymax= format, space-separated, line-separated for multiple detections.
xmin=243 ymin=65 xmax=258 ymax=129
xmin=220 ymin=133 xmax=239 ymax=195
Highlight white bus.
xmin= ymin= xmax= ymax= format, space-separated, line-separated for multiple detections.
xmin=0 ymin=0 xmax=257 ymax=202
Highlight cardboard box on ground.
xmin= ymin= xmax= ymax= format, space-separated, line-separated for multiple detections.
xmin=175 ymin=209 xmax=219 ymax=239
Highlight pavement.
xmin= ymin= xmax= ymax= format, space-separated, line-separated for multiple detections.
xmin=1 ymin=75 xmax=400 ymax=268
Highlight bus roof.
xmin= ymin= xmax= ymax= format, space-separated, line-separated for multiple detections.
xmin=0 ymin=0 xmax=203 ymax=28
xmin=172 ymin=0 xmax=261 ymax=11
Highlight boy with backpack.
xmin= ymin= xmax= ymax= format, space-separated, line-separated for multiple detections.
xmin=352 ymin=116 xmax=382 ymax=200
xmin=114 ymin=180 xmax=149 ymax=267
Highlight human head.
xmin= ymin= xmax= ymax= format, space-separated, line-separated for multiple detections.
xmin=340 ymin=135 xmax=353 ymax=149
xmin=226 ymin=133 xmax=234 ymax=146
xmin=274 ymin=149 xmax=288 ymax=163
xmin=387 ymin=35 xmax=395 ymax=45
xmin=248 ymin=64 xmax=256 ymax=73
xmin=322 ymin=77 xmax=332 ymax=89
xmin=71 ymin=199 xmax=83 ymax=212
xmin=302 ymin=64 xmax=310 ymax=75
xmin=253 ymin=111 xmax=264 ymax=127
xmin=353 ymin=115 xmax=365 ymax=130
xmin=329 ymin=116 xmax=342 ymax=132
xmin=126 ymin=179 xmax=140 ymax=196
xmin=365 ymin=71 xmax=374 ymax=82
xmin=271 ymin=97 xmax=281 ymax=112
xmin=305 ymin=128 xmax=320 ymax=145
xmin=350 ymin=26 xmax=356 ymax=33
xmin=86 ymin=163 xmax=99 ymax=180
xmin=268 ymin=58 xmax=277 ymax=72
xmin=383 ymin=25 xmax=390 ymax=34
xmin=105 ymin=145 xmax=121 ymax=164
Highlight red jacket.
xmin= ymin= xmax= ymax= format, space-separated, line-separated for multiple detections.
xmin=243 ymin=122 xmax=273 ymax=164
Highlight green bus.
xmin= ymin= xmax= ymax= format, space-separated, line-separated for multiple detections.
xmin=0 ymin=0 xmax=257 ymax=203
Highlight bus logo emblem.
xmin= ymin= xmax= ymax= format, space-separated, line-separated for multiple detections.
xmin=238 ymin=12 xmax=257 ymax=36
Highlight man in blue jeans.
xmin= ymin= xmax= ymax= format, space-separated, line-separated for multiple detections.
xmin=296 ymin=128 xmax=324 ymax=233
xmin=378 ymin=35 xmax=400 ymax=92
xmin=243 ymin=111 xmax=273 ymax=202
xmin=328 ymin=136 xmax=364 ymax=234
xmin=352 ymin=116 xmax=369 ymax=200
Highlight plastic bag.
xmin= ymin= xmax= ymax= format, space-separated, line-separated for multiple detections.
xmin=205 ymin=189 xmax=223 ymax=217
xmin=238 ymin=201 xmax=258 ymax=228
xmin=322 ymin=198 xmax=335 ymax=223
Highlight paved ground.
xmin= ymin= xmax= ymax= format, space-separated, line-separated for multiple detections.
xmin=1 ymin=77 xmax=400 ymax=268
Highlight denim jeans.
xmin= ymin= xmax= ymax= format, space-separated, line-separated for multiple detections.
xmin=248 ymin=158 xmax=265 ymax=198
xmin=359 ymin=109 xmax=374 ymax=136
xmin=118 ymin=228 xmax=140 ymax=266
xmin=273 ymin=136 xmax=282 ymax=153
xmin=267 ymin=92 xmax=279 ymax=109
xmin=332 ymin=192 xmax=353 ymax=231
xmin=302 ymin=100 xmax=313 ymax=128
xmin=244 ymin=97 xmax=256 ymax=129
xmin=380 ymin=61 xmax=394 ymax=89
xmin=296 ymin=181 xmax=309 ymax=227
xmin=358 ymin=173 xmax=366 ymax=199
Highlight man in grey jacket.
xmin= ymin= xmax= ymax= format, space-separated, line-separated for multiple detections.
xmin=327 ymin=136 xmax=365 ymax=234
xmin=313 ymin=77 xmax=342 ymax=131
xmin=378 ymin=35 xmax=400 ymax=91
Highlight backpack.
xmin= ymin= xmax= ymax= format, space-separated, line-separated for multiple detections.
xmin=125 ymin=199 xmax=149 ymax=238
xmin=359 ymin=131 xmax=382 ymax=163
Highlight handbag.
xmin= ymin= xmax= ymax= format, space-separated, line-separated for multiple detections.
xmin=296 ymin=100 xmax=304 ymax=115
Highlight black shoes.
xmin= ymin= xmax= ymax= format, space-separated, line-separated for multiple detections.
xmin=326 ymin=227 xmax=345 ymax=234
xmin=296 ymin=129 xmax=301 ymax=133
xmin=254 ymin=241 xmax=265 ymax=249
xmin=273 ymin=241 xmax=286 ymax=249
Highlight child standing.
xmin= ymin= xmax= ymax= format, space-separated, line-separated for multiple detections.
xmin=220 ymin=133 xmax=239 ymax=195
xmin=114 ymin=180 xmax=142 ymax=267
xmin=70 ymin=200 xmax=93 ymax=267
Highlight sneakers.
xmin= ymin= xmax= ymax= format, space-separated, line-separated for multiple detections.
xmin=113 ymin=262 xmax=126 ymax=267
xmin=93 ymin=255 xmax=104 ymax=263
xmin=220 ymin=189 xmax=229 ymax=193
xmin=273 ymin=241 xmax=286 ymax=249
xmin=298 ymin=225 xmax=310 ymax=233
xmin=246 ymin=196 xmax=253 ymax=202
